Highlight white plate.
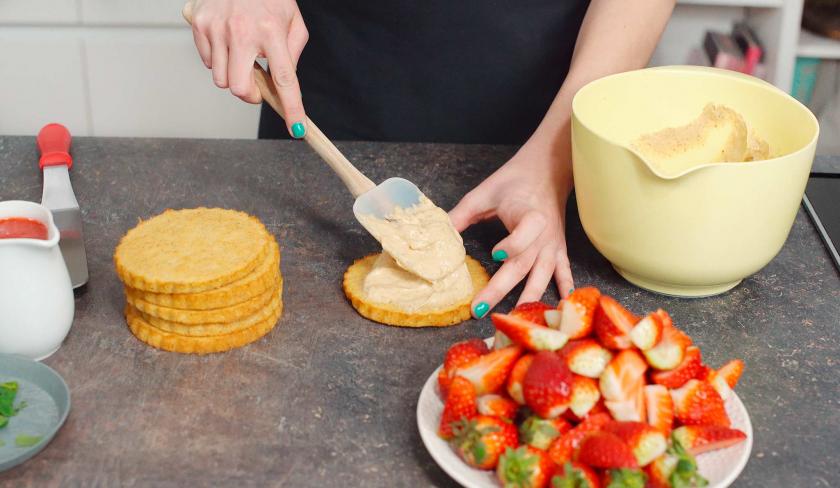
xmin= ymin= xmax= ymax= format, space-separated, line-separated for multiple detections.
xmin=417 ymin=338 xmax=753 ymax=488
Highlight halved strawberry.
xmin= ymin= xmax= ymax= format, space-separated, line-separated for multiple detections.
xmin=554 ymin=287 xmax=601 ymax=339
xmin=438 ymin=376 xmax=478 ymax=439
xmin=672 ymin=425 xmax=747 ymax=456
xmin=547 ymin=412 xmax=612 ymax=465
xmin=646 ymin=454 xmax=677 ymax=488
xmin=550 ymin=461 xmax=600 ymax=488
xmin=507 ymin=354 xmax=534 ymax=405
xmin=455 ymin=345 xmax=523 ymax=395
xmin=706 ymin=359 xmax=744 ymax=400
xmin=523 ymin=351 xmax=574 ymax=418
xmin=599 ymin=350 xmax=648 ymax=402
xmin=511 ymin=301 xmax=552 ymax=326
xmin=477 ymin=394 xmax=518 ymax=420
xmin=646 ymin=439 xmax=707 ymax=488
xmin=643 ymin=318 xmax=691 ymax=370
xmin=563 ymin=399 xmax=608 ymax=424
xmin=492 ymin=313 xmax=570 ymax=351
xmin=602 ymin=421 xmax=667 ymax=467
xmin=604 ymin=381 xmax=646 ymax=422
xmin=560 ymin=339 xmax=612 ymax=379
xmin=575 ymin=431 xmax=638 ymax=469
xmin=670 ymin=379 xmax=730 ymax=427
xmin=569 ymin=375 xmax=601 ymax=418
xmin=629 ymin=312 xmax=663 ymax=350
xmin=650 ymin=346 xmax=702 ymax=389
xmin=717 ymin=359 xmax=744 ymax=388
xmin=593 ymin=296 xmax=638 ymax=349
xmin=439 ymin=338 xmax=489 ymax=396
xmin=644 ymin=384 xmax=674 ymax=435
xmin=494 ymin=330 xmax=514 ymax=350
xmin=451 ymin=415 xmax=519 ymax=470
xmin=519 ymin=415 xmax=572 ymax=450
xmin=497 ymin=446 xmax=555 ymax=488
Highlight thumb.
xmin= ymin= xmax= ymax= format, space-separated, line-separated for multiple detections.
xmin=448 ymin=190 xmax=493 ymax=233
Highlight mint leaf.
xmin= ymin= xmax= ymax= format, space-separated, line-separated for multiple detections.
xmin=14 ymin=435 xmax=42 ymax=447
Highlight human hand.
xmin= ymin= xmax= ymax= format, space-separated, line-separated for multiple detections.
xmin=449 ymin=140 xmax=574 ymax=318
xmin=187 ymin=0 xmax=309 ymax=138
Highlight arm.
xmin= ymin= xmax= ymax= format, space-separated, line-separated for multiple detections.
xmin=187 ymin=0 xmax=309 ymax=138
xmin=449 ymin=0 xmax=675 ymax=317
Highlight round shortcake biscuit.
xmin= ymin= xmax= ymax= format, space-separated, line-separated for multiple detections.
xmin=126 ymin=276 xmax=280 ymax=324
xmin=125 ymin=302 xmax=281 ymax=354
xmin=115 ymin=208 xmax=271 ymax=293
xmin=125 ymin=240 xmax=281 ymax=310
xmin=129 ymin=279 xmax=283 ymax=337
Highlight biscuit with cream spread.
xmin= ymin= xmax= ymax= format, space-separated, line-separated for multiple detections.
xmin=343 ymin=253 xmax=488 ymax=327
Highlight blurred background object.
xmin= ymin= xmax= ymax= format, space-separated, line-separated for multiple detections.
xmin=0 ymin=0 xmax=837 ymax=155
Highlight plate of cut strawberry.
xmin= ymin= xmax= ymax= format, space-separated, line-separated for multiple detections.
xmin=417 ymin=287 xmax=752 ymax=488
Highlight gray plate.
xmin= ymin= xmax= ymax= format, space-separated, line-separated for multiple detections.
xmin=0 ymin=354 xmax=70 ymax=472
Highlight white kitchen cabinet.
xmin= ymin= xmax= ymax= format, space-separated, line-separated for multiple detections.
xmin=83 ymin=28 xmax=260 ymax=138
xmin=0 ymin=29 xmax=89 ymax=136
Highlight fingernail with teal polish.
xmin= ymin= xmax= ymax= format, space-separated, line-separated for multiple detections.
xmin=473 ymin=302 xmax=490 ymax=319
xmin=568 ymin=287 xmax=575 ymax=294
xmin=291 ymin=122 xmax=306 ymax=139
xmin=492 ymin=249 xmax=508 ymax=262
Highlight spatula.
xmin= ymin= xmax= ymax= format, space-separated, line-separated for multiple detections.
xmin=182 ymin=4 xmax=423 ymax=222
xmin=37 ymin=123 xmax=89 ymax=288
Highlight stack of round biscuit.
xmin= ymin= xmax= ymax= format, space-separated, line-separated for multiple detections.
xmin=114 ymin=208 xmax=282 ymax=354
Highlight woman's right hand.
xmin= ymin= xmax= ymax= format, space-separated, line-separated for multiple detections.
xmin=187 ymin=0 xmax=309 ymax=138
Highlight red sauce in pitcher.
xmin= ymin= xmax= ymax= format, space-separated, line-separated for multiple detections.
xmin=0 ymin=218 xmax=49 ymax=240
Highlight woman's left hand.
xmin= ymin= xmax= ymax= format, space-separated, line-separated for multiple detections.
xmin=449 ymin=138 xmax=575 ymax=318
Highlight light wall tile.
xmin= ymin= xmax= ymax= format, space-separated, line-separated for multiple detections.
xmin=0 ymin=0 xmax=80 ymax=24
xmin=79 ymin=0 xmax=183 ymax=25
xmin=84 ymin=28 xmax=259 ymax=138
xmin=0 ymin=28 xmax=89 ymax=136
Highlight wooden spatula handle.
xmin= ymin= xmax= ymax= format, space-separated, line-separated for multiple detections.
xmin=182 ymin=2 xmax=375 ymax=198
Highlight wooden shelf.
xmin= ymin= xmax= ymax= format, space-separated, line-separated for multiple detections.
xmin=798 ymin=30 xmax=840 ymax=60
xmin=677 ymin=0 xmax=783 ymax=8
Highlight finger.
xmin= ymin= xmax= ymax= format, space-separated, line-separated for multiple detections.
xmin=287 ymin=13 xmax=309 ymax=67
xmin=554 ymin=241 xmax=574 ymax=298
xmin=210 ymin=32 xmax=229 ymax=88
xmin=471 ymin=248 xmax=538 ymax=318
xmin=448 ymin=190 xmax=495 ymax=233
xmin=518 ymin=245 xmax=556 ymax=304
xmin=491 ymin=208 xmax=545 ymax=262
xmin=264 ymin=39 xmax=307 ymax=138
xmin=227 ymin=40 xmax=261 ymax=103
xmin=192 ymin=27 xmax=212 ymax=68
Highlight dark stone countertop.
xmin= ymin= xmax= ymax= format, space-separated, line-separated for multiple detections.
xmin=0 ymin=137 xmax=837 ymax=487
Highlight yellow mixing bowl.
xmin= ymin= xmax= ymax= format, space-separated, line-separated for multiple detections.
xmin=571 ymin=66 xmax=819 ymax=297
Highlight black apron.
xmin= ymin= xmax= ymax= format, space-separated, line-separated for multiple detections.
xmin=258 ymin=0 xmax=590 ymax=144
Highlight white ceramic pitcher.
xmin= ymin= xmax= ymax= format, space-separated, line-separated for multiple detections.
xmin=0 ymin=200 xmax=74 ymax=360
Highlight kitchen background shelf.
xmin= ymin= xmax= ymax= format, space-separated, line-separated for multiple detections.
xmin=798 ymin=29 xmax=840 ymax=59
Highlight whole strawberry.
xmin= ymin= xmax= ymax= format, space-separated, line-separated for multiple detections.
xmin=519 ymin=415 xmax=572 ymax=450
xmin=450 ymin=415 xmax=518 ymax=470
xmin=438 ymin=376 xmax=477 ymax=440
xmin=551 ymin=461 xmax=600 ymax=488
xmin=497 ymin=446 xmax=555 ymax=488
xmin=523 ymin=351 xmax=574 ymax=418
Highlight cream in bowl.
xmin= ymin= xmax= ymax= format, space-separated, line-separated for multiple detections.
xmin=571 ymin=66 xmax=819 ymax=297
